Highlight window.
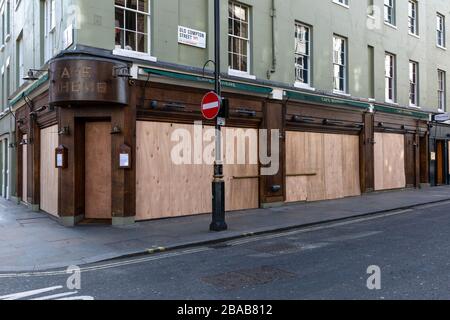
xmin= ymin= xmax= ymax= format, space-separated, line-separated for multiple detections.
xmin=1 ymin=71 xmax=4 ymax=111
xmin=438 ymin=70 xmax=446 ymax=111
xmin=384 ymin=0 xmax=396 ymax=26
xmin=333 ymin=0 xmax=349 ymax=7
xmin=408 ymin=1 xmax=418 ymax=35
xmin=228 ymin=1 xmax=250 ymax=74
xmin=44 ymin=0 xmax=56 ymax=61
xmin=385 ymin=53 xmax=396 ymax=102
xmin=367 ymin=0 xmax=374 ymax=16
xmin=368 ymin=45 xmax=375 ymax=99
xmin=1 ymin=6 xmax=4 ymax=46
xmin=16 ymin=35 xmax=24 ymax=86
xmin=115 ymin=0 xmax=150 ymax=54
xmin=294 ymin=23 xmax=311 ymax=86
xmin=6 ymin=1 xmax=10 ymax=38
xmin=333 ymin=35 xmax=347 ymax=93
xmin=437 ymin=13 xmax=446 ymax=48
xmin=409 ymin=61 xmax=419 ymax=106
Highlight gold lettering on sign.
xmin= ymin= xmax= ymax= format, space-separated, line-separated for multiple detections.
xmin=97 ymin=82 xmax=107 ymax=94
xmin=84 ymin=82 xmax=95 ymax=93
xmin=61 ymin=68 xmax=71 ymax=79
xmin=60 ymin=82 xmax=70 ymax=93
xmin=72 ymin=82 xmax=81 ymax=93
xmin=81 ymin=67 xmax=92 ymax=79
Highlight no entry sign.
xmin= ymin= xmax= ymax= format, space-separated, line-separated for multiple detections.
xmin=201 ymin=92 xmax=221 ymax=120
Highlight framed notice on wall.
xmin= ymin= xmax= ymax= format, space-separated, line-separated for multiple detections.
xmin=119 ymin=144 xmax=132 ymax=169
xmin=55 ymin=145 xmax=68 ymax=169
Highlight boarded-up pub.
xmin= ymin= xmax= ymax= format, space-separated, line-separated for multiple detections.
xmin=14 ymin=51 xmax=430 ymax=226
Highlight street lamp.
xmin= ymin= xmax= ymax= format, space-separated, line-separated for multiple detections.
xmin=210 ymin=0 xmax=228 ymax=232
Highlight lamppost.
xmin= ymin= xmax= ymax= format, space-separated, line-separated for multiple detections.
xmin=210 ymin=0 xmax=228 ymax=232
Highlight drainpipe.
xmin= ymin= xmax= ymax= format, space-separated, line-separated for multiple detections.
xmin=267 ymin=0 xmax=276 ymax=79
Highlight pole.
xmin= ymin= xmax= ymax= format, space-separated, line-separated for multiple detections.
xmin=210 ymin=0 xmax=227 ymax=231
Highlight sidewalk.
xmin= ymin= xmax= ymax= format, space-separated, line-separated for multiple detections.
xmin=0 ymin=186 xmax=450 ymax=272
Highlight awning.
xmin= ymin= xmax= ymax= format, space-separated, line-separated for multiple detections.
xmin=141 ymin=67 xmax=273 ymax=95
xmin=285 ymin=90 xmax=370 ymax=110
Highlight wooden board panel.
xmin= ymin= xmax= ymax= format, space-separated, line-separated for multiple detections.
xmin=136 ymin=122 xmax=259 ymax=220
xmin=40 ymin=125 xmax=59 ymax=216
xmin=342 ymin=135 xmax=362 ymax=197
xmin=22 ymin=134 xmax=27 ymax=203
xmin=286 ymin=131 xmax=360 ymax=203
xmin=85 ymin=122 xmax=112 ymax=219
xmin=374 ymin=133 xmax=406 ymax=190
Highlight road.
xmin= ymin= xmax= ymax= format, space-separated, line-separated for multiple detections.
xmin=1 ymin=200 xmax=450 ymax=300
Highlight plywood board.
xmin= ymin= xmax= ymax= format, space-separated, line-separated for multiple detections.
xmin=374 ymin=133 xmax=406 ymax=191
xmin=136 ymin=122 xmax=259 ymax=220
xmin=286 ymin=131 xmax=360 ymax=203
xmin=22 ymin=134 xmax=27 ymax=203
xmin=85 ymin=122 xmax=112 ymax=219
xmin=40 ymin=125 xmax=59 ymax=216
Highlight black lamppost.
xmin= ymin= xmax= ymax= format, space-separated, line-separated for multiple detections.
xmin=210 ymin=0 xmax=228 ymax=232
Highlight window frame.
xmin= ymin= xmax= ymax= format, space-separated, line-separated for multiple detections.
xmin=384 ymin=0 xmax=396 ymax=26
xmin=437 ymin=13 xmax=446 ymax=49
xmin=294 ymin=22 xmax=312 ymax=88
xmin=333 ymin=35 xmax=348 ymax=94
xmin=385 ymin=52 xmax=396 ymax=103
xmin=408 ymin=0 xmax=418 ymax=36
xmin=409 ymin=60 xmax=419 ymax=107
xmin=438 ymin=69 xmax=446 ymax=111
xmin=228 ymin=1 xmax=252 ymax=77
xmin=114 ymin=0 xmax=152 ymax=55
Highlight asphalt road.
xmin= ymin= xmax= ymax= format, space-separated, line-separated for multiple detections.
xmin=1 ymin=200 xmax=450 ymax=300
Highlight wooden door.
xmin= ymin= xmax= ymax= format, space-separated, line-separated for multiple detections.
xmin=40 ymin=125 xmax=59 ymax=216
xmin=85 ymin=122 xmax=112 ymax=219
xmin=437 ymin=141 xmax=444 ymax=185
xmin=404 ymin=134 xmax=416 ymax=188
xmin=22 ymin=134 xmax=28 ymax=203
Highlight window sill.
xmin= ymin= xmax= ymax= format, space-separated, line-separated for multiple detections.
xmin=294 ymin=82 xmax=315 ymax=91
xmin=332 ymin=1 xmax=349 ymax=9
xmin=5 ymin=34 xmax=11 ymax=43
xmin=0 ymin=45 xmax=4 ymax=53
xmin=408 ymin=32 xmax=420 ymax=39
xmin=113 ymin=48 xmax=157 ymax=62
xmin=385 ymin=100 xmax=398 ymax=106
xmin=333 ymin=90 xmax=350 ymax=97
xmin=409 ymin=104 xmax=421 ymax=109
xmin=228 ymin=69 xmax=256 ymax=80
xmin=437 ymin=45 xmax=447 ymax=51
xmin=384 ymin=22 xmax=397 ymax=30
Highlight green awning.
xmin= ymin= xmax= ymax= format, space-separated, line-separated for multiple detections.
xmin=9 ymin=74 xmax=49 ymax=108
xmin=374 ymin=104 xmax=429 ymax=120
xmin=285 ymin=90 xmax=370 ymax=110
xmin=142 ymin=67 xmax=273 ymax=95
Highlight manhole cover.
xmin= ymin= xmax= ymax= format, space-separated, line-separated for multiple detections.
xmin=202 ymin=266 xmax=295 ymax=290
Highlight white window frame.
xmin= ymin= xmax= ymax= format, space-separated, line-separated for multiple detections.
xmin=438 ymin=69 xmax=446 ymax=111
xmin=409 ymin=61 xmax=419 ymax=107
xmin=332 ymin=0 xmax=349 ymax=9
xmin=114 ymin=0 xmax=153 ymax=58
xmin=408 ymin=0 xmax=418 ymax=36
xmin=437 ymin=13 xmax=446 ymax=49
xmin=385 ymin=53 xmax=396 ymax=103
xmin=294 ymin=22 xmax=312 ymax=89
xmin=384 ymin=0 xmax=396 ymax=26
xmin=228 ymin=1 xmax=253 ymax=78
xmin=44 ymin=0 xmax=56 ymax=61
xmin=17 ymin=34 xmax=24 ymax=86
xmin=333 ymin=35 xmax=347 ymax=94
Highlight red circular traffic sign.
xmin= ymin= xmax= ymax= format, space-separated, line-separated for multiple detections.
xmin=201 ymin=92 xmax=221 ymax=120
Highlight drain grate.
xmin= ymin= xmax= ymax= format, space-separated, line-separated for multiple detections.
xmin=202 ymin=266 xmax=295 ymax=290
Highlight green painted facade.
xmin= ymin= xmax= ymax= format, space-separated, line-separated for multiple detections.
xmin=1 ymin=0 xmax=450 ymax=199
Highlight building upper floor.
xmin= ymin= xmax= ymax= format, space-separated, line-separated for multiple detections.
xmin=2 ymin=0 xmax=450 ymax=115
